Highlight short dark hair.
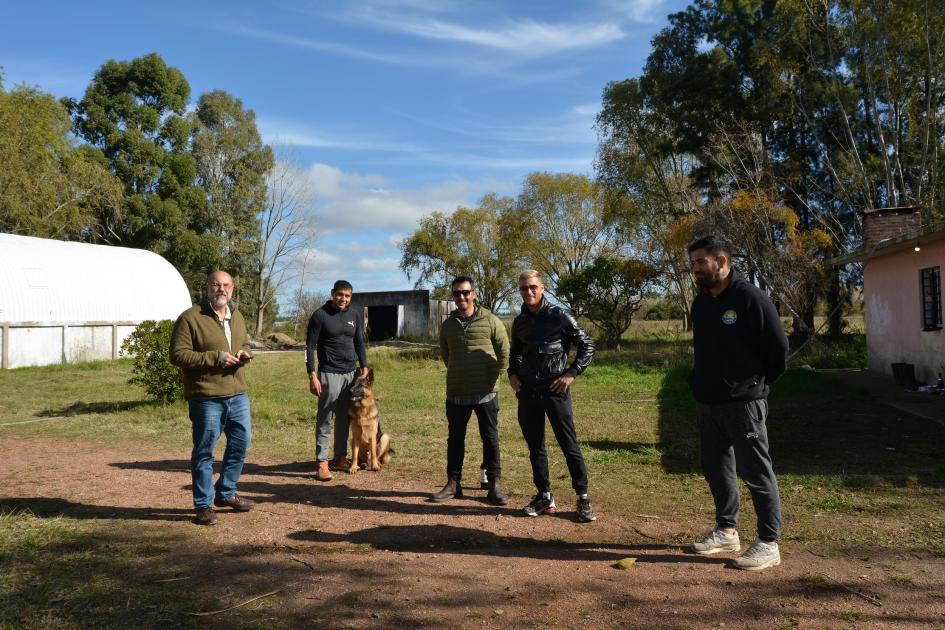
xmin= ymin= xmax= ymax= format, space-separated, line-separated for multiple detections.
xmin=450 ymin=275 xmax=476 ymax=291
xmin=687 ymin=235 xmax=732 ymax=257
xmin=332 ymin=280 xmax=353 ymax=293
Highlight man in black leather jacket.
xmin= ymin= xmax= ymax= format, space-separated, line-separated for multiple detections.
xmin=508 ymin=270 xmax=597 ymax=522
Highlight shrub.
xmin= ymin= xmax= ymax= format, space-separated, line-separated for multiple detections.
xmin=121 ymin=320 xmax=182 ymax=403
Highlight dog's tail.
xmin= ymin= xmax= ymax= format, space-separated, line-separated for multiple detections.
xmin=379 ymin=432 xmax=393 ymax=464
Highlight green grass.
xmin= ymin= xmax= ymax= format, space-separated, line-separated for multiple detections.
xmin=1 ymin=333 xmax=944 ymax=626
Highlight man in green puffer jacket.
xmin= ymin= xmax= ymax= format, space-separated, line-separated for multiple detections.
xmin=430 ymin=275 xmax=510 ymax=505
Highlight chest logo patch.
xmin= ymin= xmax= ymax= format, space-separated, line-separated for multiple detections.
xmin=722 ymin=309 xmax=738 ymax=325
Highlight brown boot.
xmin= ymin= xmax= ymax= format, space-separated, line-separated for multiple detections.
xmin=487 ymin=477 xmax=508 ymax=506
xmin=315 ymin=460 xmax=333 ymax=482
xmin=430 ymin=477 xmax=462 ymax=502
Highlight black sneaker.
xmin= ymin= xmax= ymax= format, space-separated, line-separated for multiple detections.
xmin=522 ymin=493 xmax=556 ymax=516
xmin=576 ymin=496 xmax=596 ymax=522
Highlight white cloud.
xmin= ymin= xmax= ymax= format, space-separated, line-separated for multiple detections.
xmin=357 ymin=257 xmax=401 ymax=272
xmin=305 ymin=162 xmax=510 ymax=234
xmin=363 ymin=15 xmax=624 ymax=55
xmin=257 ymin=117 xmax=420 ymax=152
xmin=604 ymin=0 xmax=668 ymax=24
xmin=572 ymin=103 xmax=600 ymax=117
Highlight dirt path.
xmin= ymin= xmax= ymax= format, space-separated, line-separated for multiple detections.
xmin=2 ymin=436 xmax=944 ymax=628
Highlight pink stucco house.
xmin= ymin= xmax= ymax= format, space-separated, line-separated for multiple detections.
xmin=835 ymin=207 xmax=944 ymax=385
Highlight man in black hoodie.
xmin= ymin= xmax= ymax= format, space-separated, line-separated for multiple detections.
xmin=687 ymin=236 xmax=789 ymax=571
xmin=306 ymin=280 xmax=372 ymax=482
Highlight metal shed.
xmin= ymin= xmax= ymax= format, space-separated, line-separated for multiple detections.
xmin=0 ymin=233 xmax=192 ymax=368
xmin=353 ymin=290 xmax=454 ymax=340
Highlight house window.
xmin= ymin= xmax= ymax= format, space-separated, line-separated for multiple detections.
xmin=920 ymin=266 xmax=943 ymax=330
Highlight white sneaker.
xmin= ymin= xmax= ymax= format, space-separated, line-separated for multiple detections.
xmin=692 ymin=528 xmax=741 ymax=555
xmin=734 ymin=539 xmax=781 ymax=571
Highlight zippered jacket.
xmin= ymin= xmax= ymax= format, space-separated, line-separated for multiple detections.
xmin=508 ymin=298 xmax=594 ymax=386
xmin=170 ymin=301 xmax=251 ymax=400
xmin=439 ymin=306 xmax=509 ymax=397
xmin=688 ymin=268 xmax=789 ymax=404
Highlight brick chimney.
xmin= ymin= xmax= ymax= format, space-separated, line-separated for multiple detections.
xmin=862 ymin=206 xmax=921 ymax=248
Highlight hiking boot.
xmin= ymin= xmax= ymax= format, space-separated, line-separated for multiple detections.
xmin=315 ymin=460 xmax=333 ymax=482
xmin=213 ymin=494 xmax=255 ymax=512
xmin=328 ymin=457 xmax=352 ymax=472
xmin=692 ymin=528 xmax=741 ymax=555
xmin=430 ymin=478 xmax=463 ymax=502
xmin=194 ymin=507 xmax=218 ymax=526
xmin=479 ymin=466 xmax=489 ymax=489
xmin=576 ymin=496 xmax=596 ymax=522
xmin=523 ymin=493 xmax=556 ymax=516
xmin=486 ymin=477 xmax=508 ymax=506
xmin=734 ymin=539 xmax=781 ymax=571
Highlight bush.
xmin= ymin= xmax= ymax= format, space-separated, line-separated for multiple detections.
xmin=121 ymin=320 xmax=182 ymax=403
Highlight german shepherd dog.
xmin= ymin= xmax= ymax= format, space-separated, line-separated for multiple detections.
xmin=347 ymin=369 xmax=391 ymax=474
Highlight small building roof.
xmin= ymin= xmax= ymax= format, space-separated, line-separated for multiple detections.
xmin=830 ymin=221 xmax=945 ymax=265
xmin=0 ymin=233 xmax=192 ymax=324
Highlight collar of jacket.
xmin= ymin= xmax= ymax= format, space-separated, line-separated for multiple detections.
xmin=201 ymin=299 xmax=232 ymax=319
xmin=450 ymin=304 xmax=481 ymax=320
xmin=519 ymin=297 xmax=548 ymax=317
xmin=323 ymin=300 xmax=349 ymax=314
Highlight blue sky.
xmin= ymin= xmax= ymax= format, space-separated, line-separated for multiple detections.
xmin=3 ymin=0 xmax=688 ymax=299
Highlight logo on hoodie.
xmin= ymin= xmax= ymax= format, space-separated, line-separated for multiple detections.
xmin=722 ymin=309 xmax=738 ymax=325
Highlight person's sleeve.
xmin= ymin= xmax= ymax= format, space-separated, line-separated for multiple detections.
xmin=493 ymin=315 xmax=510 ymax=374
xmin=759 ymin=294 xmax=789 ymax=384
xmin=305 ymin=311 xmax=320 ymax=374
xmin=170 ymin=315 xmax=218 ymax=368
xmin=563 ymin=311 xmax=595 ymax=376
xmin=439 ymin=321 xmax=450 ymax=367
xmin=238 ymin=312 xmax=252 ymax=354
xmin=354 ymin=309 xmax=369 ymax=369
xmin=507 ymin=317 xmax=523 ymax=377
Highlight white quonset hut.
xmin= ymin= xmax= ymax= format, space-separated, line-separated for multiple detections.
xmin=0 ymin=233 xmax=192 ymax=368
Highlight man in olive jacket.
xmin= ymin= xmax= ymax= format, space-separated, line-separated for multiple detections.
xmin=170 ymin=271 xmax=255 ymax=526
xmin=430 ymin=275 xmax=510 ymax=505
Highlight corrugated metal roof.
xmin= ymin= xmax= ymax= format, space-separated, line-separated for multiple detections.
xmin=0 ymin=233 xmax=192 ymax=323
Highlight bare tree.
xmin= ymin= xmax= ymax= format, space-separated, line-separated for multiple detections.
xmin=252 ymin=158 xmax=317 ymax=337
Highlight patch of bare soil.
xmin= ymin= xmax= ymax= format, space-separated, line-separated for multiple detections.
xmin=2 ymin=436 xmax=944 ymax=629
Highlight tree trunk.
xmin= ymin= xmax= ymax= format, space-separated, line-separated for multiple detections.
xmin=827 ymin=270 xmax=844 ymax=339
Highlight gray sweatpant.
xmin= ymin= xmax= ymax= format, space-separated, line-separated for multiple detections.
xmin=697 ymin=399 xmax=782 ymax=541
xmin=315 ymin=370 xmax=356 ymax=462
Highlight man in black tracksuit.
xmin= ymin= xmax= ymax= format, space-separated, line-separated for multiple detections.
xmin=687 ymin=235 xmax=789 ymax=571
xmin=509 ymin=270 xmax=596 ymax=522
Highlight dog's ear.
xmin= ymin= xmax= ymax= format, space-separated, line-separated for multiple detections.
xmin=365 ymin=367 xmax=374 ymax=385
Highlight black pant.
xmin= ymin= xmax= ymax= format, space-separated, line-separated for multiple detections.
xmin=516 ymin=387 xmax=588 ymax=495
xmin=445 ymin=397 xmax=500 ymax=480
xmin=697 ymin=399 xmax=782 ymax=541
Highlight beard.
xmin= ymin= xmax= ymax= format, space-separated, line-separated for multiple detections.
xmin=694 ymin=270 xmax=721 ymax=290
xmin=208 ymin=291 xmax=229 ymax=308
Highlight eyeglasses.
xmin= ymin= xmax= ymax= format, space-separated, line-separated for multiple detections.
xmin=452 ymin=289 xmax=474 ymax=297
xmin=209 ymin=283 xmax=231 ymax=289
xmin=518 ymin=284 xmax=541 ymax=293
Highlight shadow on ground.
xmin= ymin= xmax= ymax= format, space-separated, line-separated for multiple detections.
xmin=37 ymin=400 xmax=154 ymax=417
xmin=655 ymin=365 xmax=945 ymax=486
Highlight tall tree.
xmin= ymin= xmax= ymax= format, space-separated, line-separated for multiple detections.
xmin=190 ymin=90 xmax=274 ymax=288
xmin=65 ymin=53 xmax=212 ymax=294
xmin=252 ymin=158 xmax=317 ymax=337
xmin=0 ymin=83 xmax=122 ymax=239
xmin=400 ymin=194 xmax=527 ymax=312
xmin=516 ymin=172 xmax=623 ymax=307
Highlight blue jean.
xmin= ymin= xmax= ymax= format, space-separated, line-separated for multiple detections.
xmin=189 ymin=393 xmax=252 ymax=509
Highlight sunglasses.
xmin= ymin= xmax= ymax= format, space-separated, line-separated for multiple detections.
xmin=518 ymin=284 xmax=541 ymax=293
xmin=452 ymin=289 xmax=474 ymax=297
